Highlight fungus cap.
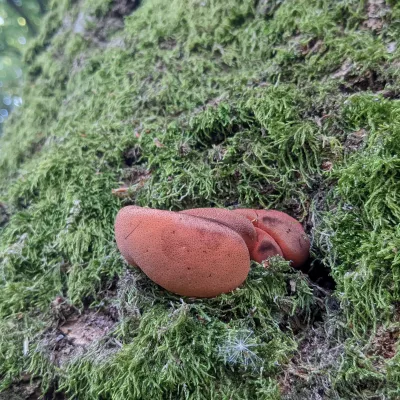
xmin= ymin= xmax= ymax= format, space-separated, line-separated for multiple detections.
xmin=115 ymin=206 xmax=250 ymax=297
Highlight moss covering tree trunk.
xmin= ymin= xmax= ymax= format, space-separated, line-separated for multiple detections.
xmin=1 ymin=0 xmax=400 ymax=398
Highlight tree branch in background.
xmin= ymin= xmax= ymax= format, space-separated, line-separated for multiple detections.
xmin=5 ymin=0 xmax=37 ymax=34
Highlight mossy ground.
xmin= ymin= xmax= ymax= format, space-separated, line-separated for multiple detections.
xmin=1 ymin=0 xmax=400 ymax=398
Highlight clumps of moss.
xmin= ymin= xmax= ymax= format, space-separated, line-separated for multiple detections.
xmin=1 ymin=0 xmax=400 ymax=398
xmin=44 ymin=259 xmax=313 ymax=400
xmin=308 ymin=93 xmax=400 ymax=398
xmin=312 ymin=94 xmax=400 ymax=335
xmin=131 ymin=85 xmax=337 ymax=211
xmin=0 ymin=314 xmax=46 ymax=391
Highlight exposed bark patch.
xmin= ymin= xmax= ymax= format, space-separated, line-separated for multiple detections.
xmin=363 ymin=0 xmax=391 ymax=32
xmin=0 ymin=379 xmax=41 ymax=400
xmin=109 ymin=0 xmax=141 ymax=18
xmin=332 ymin=62 xmax=387 ymax=93
xmin=331 ymin=60 xmax=354 ymax=80
xmin=344 ymin=128 xmax=368 ymax=154
xmin=376 ymin=88 xmax=400 ymax=99
xmin=370 ymin=326 xmax=400 ymax=360
xmin=0 ymin=202 xmax=9 ymax=228
xmin=40 ymin=303 xmax=117 ymax=367
xmin=344 ymin=70 xmax=384 ymax=92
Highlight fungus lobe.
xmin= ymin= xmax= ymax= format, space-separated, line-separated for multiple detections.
xmin=115 ymin=206 xmax=250 ymax=297
xmin=233 ymin=209 xmax=310 ymax=267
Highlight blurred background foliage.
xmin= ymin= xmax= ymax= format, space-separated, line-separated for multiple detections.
xmin=0 ymin=0 xmax=47 ymax=133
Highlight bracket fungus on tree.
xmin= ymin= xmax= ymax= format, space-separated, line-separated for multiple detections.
xmin=114 ymin=206 xmax=310 ymax=297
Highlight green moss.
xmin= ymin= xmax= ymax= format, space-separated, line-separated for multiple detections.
xmin=0 ymin=315 xmax=46 ymax=390
xmin=1 ymin=0 xmax=400 ymax=398
xmin=83 ymin=0 xmax=114 ymax=17
xmin=47 ymin=260 xmax=311 ymax=400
